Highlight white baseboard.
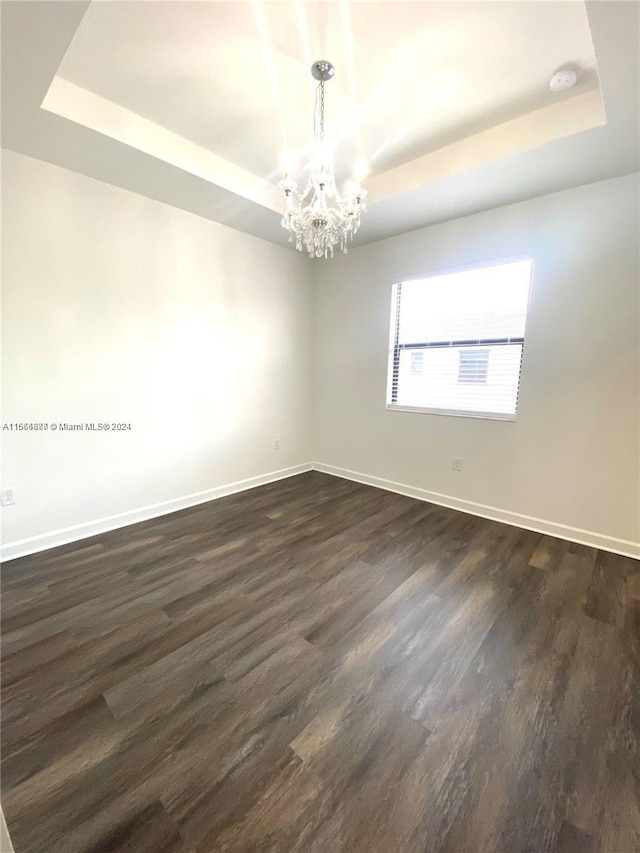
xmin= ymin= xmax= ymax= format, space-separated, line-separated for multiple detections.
xmin=0 ymin=463 xmax=312 ymax=562
xmin=3 ymin=461 xmax=638 ymax=562
xmin=1 ymin=808 xmax=15 ymax=853
xmin=312 ymin=462 xmax=640 ymax=560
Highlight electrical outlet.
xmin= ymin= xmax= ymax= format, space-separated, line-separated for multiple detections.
xmin=1 ymin=488 xmax=15 ymax=506
xmin=273 ymin=439 xmax=280 ymax=451
xmin=452 ymin=458 xmax=463 ymax=472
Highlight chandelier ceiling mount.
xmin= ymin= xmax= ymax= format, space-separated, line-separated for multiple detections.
xmin=311 ymin=60 xmax=335 ymax=82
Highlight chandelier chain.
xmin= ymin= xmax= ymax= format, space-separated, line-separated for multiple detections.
xmin=319 ymin=81 xmax=325 ymax=142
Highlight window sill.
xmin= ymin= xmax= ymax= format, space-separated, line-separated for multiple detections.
xmin=386 ymin=404 xmax=516 ymax=422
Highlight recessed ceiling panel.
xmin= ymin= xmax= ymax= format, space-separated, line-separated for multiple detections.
xmin=57 ymin=1 xmax=599 ymax=183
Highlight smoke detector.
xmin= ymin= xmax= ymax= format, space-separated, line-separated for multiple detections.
xmin=549 ymin=68 xmax=578 ymax=92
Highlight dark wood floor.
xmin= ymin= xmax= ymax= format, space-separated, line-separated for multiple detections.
xmin=1 ymin=472 xmax=638 ymax=853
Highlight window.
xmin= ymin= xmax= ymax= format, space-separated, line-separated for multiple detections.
xmin=387 ymin=259 xmax=533 ymax=419
xmin=458 ymin=348 xmax=489 ymax=384
xmin=411 ymin=351 xmax=424 ymax=373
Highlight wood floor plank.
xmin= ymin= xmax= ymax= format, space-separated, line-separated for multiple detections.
xmin=1 ymin=470 xmax=637 ymax=853
xmin=1 ymin=629 xmax=79 ymax=687
xmin=554 ymin=820 xmax=598 ymax=853
xmin=207 ymin=750 xmax=324 ymax=853
xmin=1 ymin=696 xmax=116 ymax=791
xmin=74 ymin=801 xmax=189 ymax=853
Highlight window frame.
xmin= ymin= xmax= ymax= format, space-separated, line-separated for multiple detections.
xmin=386 ymin=256 xmax=533 ymax=422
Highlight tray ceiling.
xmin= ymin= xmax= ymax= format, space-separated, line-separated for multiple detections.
xmin=2 ymin=1 xmax=638 ymax=248
xmin=56 ymin=1 xmax=599 ymax=180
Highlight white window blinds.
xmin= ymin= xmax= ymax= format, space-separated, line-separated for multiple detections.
xmin=387 ymin=259 xmax=533 ymax=419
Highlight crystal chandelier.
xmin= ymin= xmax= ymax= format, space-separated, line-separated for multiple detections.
xmin=279 ymin=60 xmax=367 ymax=259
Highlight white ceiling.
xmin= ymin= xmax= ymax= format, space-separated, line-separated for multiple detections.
xmin=2 ymin=1 xmax=638 ymax=250
xmin=56 ymin=1 xmax=599 ymax=180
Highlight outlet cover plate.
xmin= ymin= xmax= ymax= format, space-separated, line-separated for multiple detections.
xmin=1 ymin=488 xmax=15 ymax=506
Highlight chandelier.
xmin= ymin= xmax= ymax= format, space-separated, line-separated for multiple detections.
xmin=278 ymin=60 xmax=367 ymax=259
